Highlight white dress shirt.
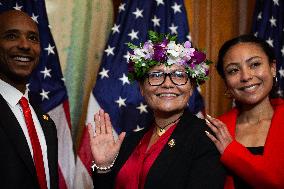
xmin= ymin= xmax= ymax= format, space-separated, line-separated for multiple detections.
xmin=0 ymin=79 xmax=50 ymax=189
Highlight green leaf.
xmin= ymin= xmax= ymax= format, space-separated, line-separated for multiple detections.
xmin=205 ymin=59 xmax=213 ymax=65
xmin=127 ymin=73 xmax=135 ymax=82
xmin=127 ymin=42 xmax=138 ymax=49
xmin=169 ymin=35 xmax=177 ymax=41
xmin=148 ymin=30 xmax=159 ymax=42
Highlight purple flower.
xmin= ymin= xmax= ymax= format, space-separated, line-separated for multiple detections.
xmin=205 ymin=69 xmax=209 ymax=76
xmin=143 ymin=41 xmax=152 ymax=50
xmin=189 ymin=62 xmax=196 ymax=69
xmin=178 ymin=59 xmax=187 ymax=65
xmin=145 ymin=53 xmax=153 ymax=60
xmin=142 ymin=42 xmax=154 ymax=60
xmin=184 ymin=41 xmax=192 ymax=48
xmin=160 ymin=39 xmax=169 ymax=47
xmin=193 ymin=51 xmax=206 ymax=64
xmin=153 ymin=42 xmax=168 ymax=62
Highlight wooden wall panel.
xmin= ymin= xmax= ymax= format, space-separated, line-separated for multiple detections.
xmin=185 ymin=0 xmax=255 ymax=116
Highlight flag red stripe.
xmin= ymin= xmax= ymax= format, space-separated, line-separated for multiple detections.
xmin=77 ymin=126 xmax=93 ymax=176
xmin=63 ymin=100 xmax=72 ymax=130
xmin=58 ymin=166 xmax=68 ymax=189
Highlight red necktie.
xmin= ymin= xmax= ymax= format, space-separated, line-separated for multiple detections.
xmin=19 ymin=97 xmax=47 ymax=189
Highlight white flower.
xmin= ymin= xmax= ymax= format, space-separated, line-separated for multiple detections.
xmin=167 ymin=56 xmax=179 ymax=65
xmin=191 ymin=63 xmax=208 ymax=78
xmin=133 ymin=48 xmax=146 ymax=59
xmin=167 ymin=41 xmax=176 ymax=49
xmin=167 ymin=41 xmax=183 ymax=58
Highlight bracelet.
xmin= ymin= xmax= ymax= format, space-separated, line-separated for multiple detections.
xmin=91 ymin=153 xmax=118 ymax=172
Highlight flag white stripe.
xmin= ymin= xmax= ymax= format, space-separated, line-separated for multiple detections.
xmin=48 ymin=104 xmax=75 ymax=189
xmin=87 ymin=93 xmax=118 ymax=138
xmin=74 ymin=156 xmax=94 ymax=189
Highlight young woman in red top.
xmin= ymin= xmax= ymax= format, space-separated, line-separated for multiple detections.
xmin=206 ymin=35 xmax=284 ymax=189
xmin=87 ymin=31 xmax=225 ymax=189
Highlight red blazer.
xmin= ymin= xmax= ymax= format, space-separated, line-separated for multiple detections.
xmin=219 ymin=98 xmax=284 ymax=189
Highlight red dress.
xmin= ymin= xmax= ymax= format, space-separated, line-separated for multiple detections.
xmin=115 ymin=124 xmax=177 ymax=189
xmin=219 ymin=98 xmax=284 ymax=189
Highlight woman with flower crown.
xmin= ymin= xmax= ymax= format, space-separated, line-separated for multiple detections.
xmin=88 ymin=31 xmax=225 ymax=189
xmin=205 ymin=35 xmax=284 ymax=189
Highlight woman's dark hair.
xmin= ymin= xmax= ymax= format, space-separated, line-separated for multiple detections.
xmin=216 ymin=34 xmax=276 ymax=79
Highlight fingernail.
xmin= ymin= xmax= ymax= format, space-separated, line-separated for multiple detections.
xmin=206 ymin=114 xmax=212 ymax=119
xmin=205 ymin=119 xmax=210 ymax=124
xmin=205 ymin=131 xmax=210 ymax=135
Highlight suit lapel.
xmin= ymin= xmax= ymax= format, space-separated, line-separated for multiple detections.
xmin=0 ymin=95 xmax=37 ymax=178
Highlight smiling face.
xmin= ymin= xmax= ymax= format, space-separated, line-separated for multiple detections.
xmin=223 ymin=42 xmax=276 ymax=105
xmin=0 ymin=10 xmax=40 ymax=87
xmin=140 ymin=64 xmax=193 ymax=116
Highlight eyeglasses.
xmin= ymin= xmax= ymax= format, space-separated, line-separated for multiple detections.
xmin=146 ymin=71 xmax=189 ymax=86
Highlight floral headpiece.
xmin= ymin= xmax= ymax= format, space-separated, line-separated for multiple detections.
xmin=127 ymin=31 xmax=212 ymax=85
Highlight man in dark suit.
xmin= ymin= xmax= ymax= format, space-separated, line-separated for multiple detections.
xmin=0 ymin=10 xmax=58 ymax=189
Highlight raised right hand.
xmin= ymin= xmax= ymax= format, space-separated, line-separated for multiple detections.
xmin=88 ymin=109 xmax=126 ymax=167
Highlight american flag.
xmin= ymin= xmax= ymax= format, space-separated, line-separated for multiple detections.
xmin=75 ymin=0 xmax=205 ymax=188
xmin=252 ymin=0 xmax=284 ymax=97
xmin=0 ymin=1 xmax=75 ymax=189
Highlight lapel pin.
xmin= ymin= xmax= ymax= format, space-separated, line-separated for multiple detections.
xmin=43 ymin=114 xmax=49 ymax=120
xmin=168 ymin=139 xmax=175 ymax=148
